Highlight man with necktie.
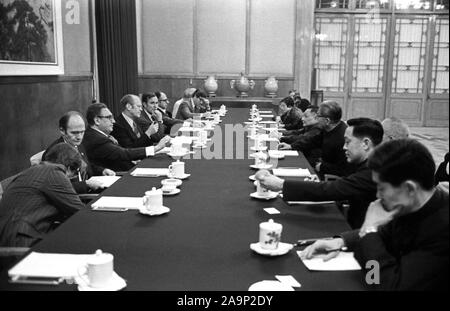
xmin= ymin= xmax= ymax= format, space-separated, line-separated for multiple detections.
xmin=135 ymin=93 xmax=167 ymax=140
xmin=111 ymin=94 xmax=166 ymax=148
xmin=43 ymin=111 xmax=115 ymax=193
xmin=83 ymin=103 xmax=170 ymax=172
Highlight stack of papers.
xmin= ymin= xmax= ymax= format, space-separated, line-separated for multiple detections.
xmin=273 ymin=168 xmax=311 ymax=177
xmin=297 ymin=251 xmax=361 ymax=271
xmin=91 ymin=196 xmax=144 ymax=210
xmin=269 ymin=150 xmax=299 ymax=156
xmin=8 ymin=252 xmax=92 ymax=280
xmin=130 ymin=168 xmax=169 ymax=177
xmin=86 ymin=176 xmax=121 ymax=188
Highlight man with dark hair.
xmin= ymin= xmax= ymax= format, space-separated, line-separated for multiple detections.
xmin=278 ymin=96 xmax=303 ymax=130
xmin=256 ymin=117 xmax=384 ymax=229
xmin=42 ymin=111 xmax=115 ymax=193
xmin=315 ymin=100 xmax=355 ymax=178
xmin=111 ymin=94 xmax=166 ymax=148
xmin=301 ymin=139 xmax=449 ymax=290
xmin=155 ymin=91 xmax=184 ymax=134
xmin=193 ymin=89 xmax=211 ymax=113
xmin=278 ymin=106 xmax=324 ymax=166
xmin=0 ymin=143 xmax=85 ymax=247
xmin=83 ymin=103 xmax=170 ymax=171
xmin=134 ymin=93 xmax=166 ymax=141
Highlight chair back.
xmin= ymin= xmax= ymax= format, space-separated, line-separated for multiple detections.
xmin=171 ymin=99 xmax=183 ymax=120
xmin=30 ymin=150 xmax=45 ymax=166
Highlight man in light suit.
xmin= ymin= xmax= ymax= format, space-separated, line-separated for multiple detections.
xmin=174 ymin=88 xmax=197 ymax=120
xmin=0 ymin=143 xmax=85 ymax=247
xmin=43 ymin=111 xmax=115 ymax=193
xmin=83 ymin=103 xmax=170 ymax=172
xmin=111 ymin=94 xmax=166 ymax=148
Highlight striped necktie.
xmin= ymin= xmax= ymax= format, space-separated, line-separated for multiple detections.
xmin=132 ymin=121 xmax=141 ymax=138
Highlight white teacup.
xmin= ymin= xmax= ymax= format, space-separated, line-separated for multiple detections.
xmin=256 ymin=180 xmax=269 ymax=196
xmin=171 ymin=141 xmax=184 ymax=155
xmin=143 ymin=187 xmax=163 ymax=211
xmin=168 ymin=160 xmax=185 ymax=178
xmin=214 ymin=114 xmax=220 ymax=122
xmin=78 ymin=250 xmax=114 ymax=288
xmin=259 ymin=219 xmax=283 ymax=250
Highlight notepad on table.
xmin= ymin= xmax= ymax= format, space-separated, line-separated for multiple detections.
xmin=86 ymin=176 xmax=121 ymax=188
xmin=91 ymin=196 xmax=144 ymax=210
xmin=8 ymin=252 xmax=92 ymax=280
xmin=297 ymin=251 xmax=361 ymax=271
xmin=130 ymin=168 xmax=169 ymax=177
xmin=273 ymin=168 xmax=311 ymax=177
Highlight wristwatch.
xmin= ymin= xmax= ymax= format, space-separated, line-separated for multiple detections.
xmin=359 ymin=226 xmax=378 ymax=238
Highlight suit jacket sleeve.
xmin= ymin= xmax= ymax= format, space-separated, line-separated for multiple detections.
xmin=112 ymin=121 xmax=153 ymax=148
xmin=290 ymin=127 xmax=322 ymax=151
xmin=90 ymin=139 xmax=147 ymax=163
xmin=282 ymin=169 xmax=373 ymax=202
xmin=42 ymin=168 xmax=85 ymax=216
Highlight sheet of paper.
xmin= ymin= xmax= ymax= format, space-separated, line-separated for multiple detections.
xmin=269 ymin=150 xmax=298 ymax=156
xmin=258 ymin=110 xmax=273 ymax=114
xmin=275 ymin=275 xmax=301 ymax=288
xmin=91 ymin=196 xmax=144 ymax=210
xmin=172 ymin=136 xmax=195 ymax=144
xmin=130 ymin=168 xmax=169 ymax=177
xmin=264 ymin=207 xmax=281 ymax=215
xmin=298 ymin=251 xmax=361 ymax=271
xmin=8 ymin=252 xmax=92 ymax=279
xmin=273 ymin=168 xmax=311 ymax=177
xmin=86 ymin=176 xmax=121 ymax=188
xmin=178 ymin=127 xmax=201 ymax=133
xmin=287 ymin=200 xmax=336 ymax=205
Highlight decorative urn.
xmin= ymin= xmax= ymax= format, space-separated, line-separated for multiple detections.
xmin=230 ymin=72 xmax=255 ymax=97
xmin=264 ymin=76 xmax=278 ymax=98
xmin=204 ymin=75 xmax=218 ymax=97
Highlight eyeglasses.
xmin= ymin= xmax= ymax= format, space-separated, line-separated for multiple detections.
xmin=97 ymin=115 xmax=114 ymax=120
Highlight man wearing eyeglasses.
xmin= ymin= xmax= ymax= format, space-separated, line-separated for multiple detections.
xmin=83 ymin=103 xmax=170 ymax=171
xmin=155 ymin=91 xmax=184 ymax=135
xmin=42 ymin=111 xmax=115 ymax=194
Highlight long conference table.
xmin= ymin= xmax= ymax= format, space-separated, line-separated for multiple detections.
xmin=0 ymin=108 xmax=364 ymax=291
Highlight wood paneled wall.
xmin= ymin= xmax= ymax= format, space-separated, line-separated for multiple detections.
xmin=0 ymin=0 xmax=93 ymax=180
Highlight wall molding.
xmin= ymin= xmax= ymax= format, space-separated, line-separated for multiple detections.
xmin=0 ymin=74 xmax=93 ymax=85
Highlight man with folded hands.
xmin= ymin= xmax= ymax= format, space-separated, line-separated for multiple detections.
xmin=300 ymin=139 xmax=449 ymax=291
xmin=83 ymin=103 xmax=170 ymax=172
xmin=256 ymin=118 xmax=384 ymax=229
xmin=43 ymin=111 xmax=115 ymax=194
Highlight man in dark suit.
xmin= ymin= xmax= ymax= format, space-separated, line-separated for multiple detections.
xmin=155 ymin=91 xmax=184 ymax=135
xmin=42 ymin=111 xmax=116 ymax=193
xmin=301 ymin=139 xmax=449 ymax=290
xmin=279 ymin=96 xmax=303 ymax=131
xmin=83 ymin=103 xmax=170 ymax=172
xmin=257 ymin=118 xmax=384 ymax=229
xmin=135 ymin=93 xmax=166 ymax=139
xmin=315 ymin=101 xmax=356 ymax=177
xmin=111 ymin=94 xmax=166 ymax=148
xmin=0 ymin=143 xmax=85 ymax=247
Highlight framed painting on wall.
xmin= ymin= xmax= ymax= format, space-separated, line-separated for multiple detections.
xmin=0 ymin=0 xmax=64 ymax=75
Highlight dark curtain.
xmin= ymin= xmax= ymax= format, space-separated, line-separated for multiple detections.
xmin=95 ymin=0 xmax=138 ymax=115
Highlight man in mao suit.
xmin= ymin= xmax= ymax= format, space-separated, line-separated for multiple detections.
xmin=111 ymin=94 xmax=166 ymax=148
xmin=257 ymin=118 xmax=384 ymax=229
xmin=42 ymin=111 xmax=116 ymax=194
xmin=83 ymin=103 xmax=170 ymax=172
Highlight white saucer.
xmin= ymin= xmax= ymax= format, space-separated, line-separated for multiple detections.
xmin=250 ymin=242 xmax=294 ymax=256
xmin=161 ymin=188 xmax=181 ymax=196
xmin=260 ymin=120 xmax=277 ymax=124
xmin=77 ymin=271 xmax=127 ymax=291
xmin=250 ymin=146 xmax=268 ymax=151
xmin=248 ymin=280 xmax=294 ymax=291
xmin=167 ymin=151 xmax=189 ymax=158
xmin=139 ymin=206 xmax=170 ymax=216
xmin=250 ymin=164 xmax=273 ymax=170
xmin=249 ymin=175 xmax=256 ymax=181
xmin=168 ymin=173 xmax=190 ymax=180
xmin=250 ymin=191 xmax=279 ymax=200
xmin=161 ymin=179 xmax=182 ymax=187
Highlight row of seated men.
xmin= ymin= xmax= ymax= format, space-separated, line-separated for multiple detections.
xmin=0 ymin=89 xmax=448 ymax=290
